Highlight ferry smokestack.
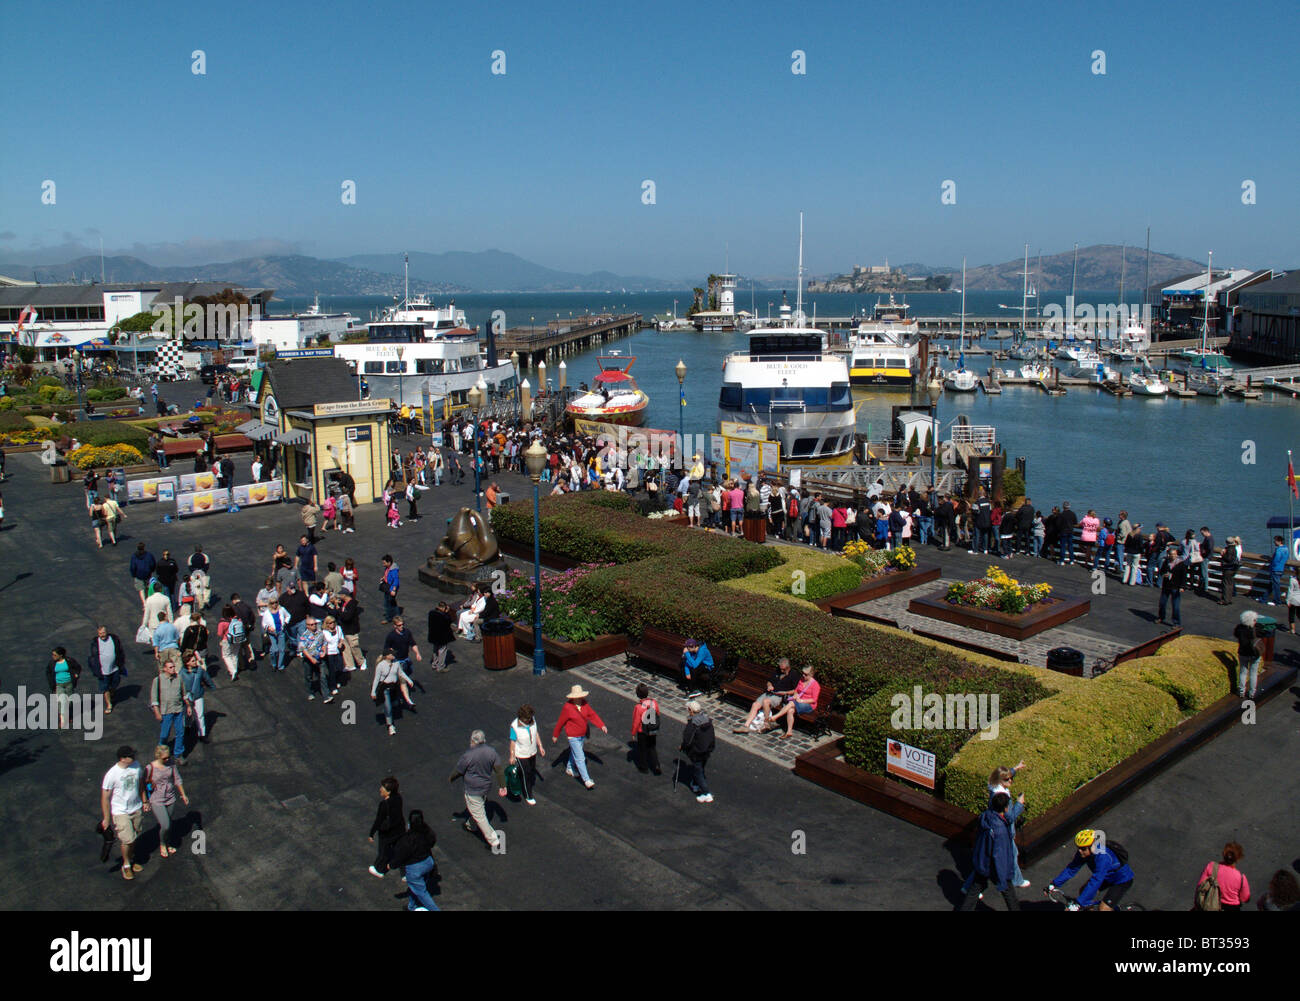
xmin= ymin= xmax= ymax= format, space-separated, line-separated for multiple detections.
xmin=485 ymin=318 xmax=498 ymax=369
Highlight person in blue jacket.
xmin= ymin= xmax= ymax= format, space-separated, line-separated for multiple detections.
xmin=958 ymin=792 xmax=1021 ymax=910
xmin=1264 ymin=535 xmax=1289 ymax=605
xmin=1046 ymin=829 xmax=1135 ymax=910
xmin=681 ymin=638 xmax=714 ymax=696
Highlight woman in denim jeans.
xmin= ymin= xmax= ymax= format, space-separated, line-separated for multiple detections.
xmin=551 ymin=685 xmax=608 ymax=789
xmin=1031 ymin=513 xmax=1045 ymax=558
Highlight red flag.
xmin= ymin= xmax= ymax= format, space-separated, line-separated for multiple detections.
xmin=1289 ymin=457 xmax=1299 ymax=499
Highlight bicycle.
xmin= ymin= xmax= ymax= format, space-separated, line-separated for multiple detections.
xmin=1044 ymin=886 xmax=1146 ymax=912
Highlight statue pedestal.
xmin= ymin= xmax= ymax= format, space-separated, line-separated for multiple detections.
xmin=418 ymin=557 xmax=503 ymax=595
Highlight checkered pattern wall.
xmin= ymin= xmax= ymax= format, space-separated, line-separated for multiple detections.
xmin=155 ymin=340 xmax=185 ymax=372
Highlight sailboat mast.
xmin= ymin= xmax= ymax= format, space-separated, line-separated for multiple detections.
xmin=1117 ymin=243 xmax=1126 ymax=342
xmin=960 ymin=257 xmax=967 ymax=349
xmin=795 ymin=213 xmax=804 ymax=324
xmin=403 ymin=252 xmax=409 ymax=308
xmin=1021 ymin=244 xmax=1028 ymax=334
xmin=1202 ymin=250 xmax=1212 ymax=351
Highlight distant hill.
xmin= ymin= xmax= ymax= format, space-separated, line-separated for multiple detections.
xmin=336 ymin=250 xmax=680 ymax=292
xmin=0 ymin=254 xmax=456 ymax=296
xmin=944 ymin=245 xmax=1212 ymax=292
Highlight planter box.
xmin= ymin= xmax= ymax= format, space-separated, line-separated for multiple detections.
xmin=498 ymin=537 xmax=582 ymax=571
xmin=815 ymin=566 xmax=942 ymax=612
xmin=793 ymin=738 xmax=977 ymax=840
xmin=907 ymin=592 xmax=1090 ymax=640
xmin=510 ymin=623 xmax=627 ymax=671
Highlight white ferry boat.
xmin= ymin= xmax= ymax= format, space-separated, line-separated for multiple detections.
xmin=846 ymin=295 xmax=919 ymax=387
xmin=718 ymin=219 xmax=856 ymax=464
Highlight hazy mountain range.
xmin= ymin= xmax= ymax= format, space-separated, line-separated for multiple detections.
xmin=0 ymin=244 xmax=1229 ymax=296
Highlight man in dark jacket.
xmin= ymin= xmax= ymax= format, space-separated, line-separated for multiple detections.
xmin=958 ymin=792 xmax=1021 ymax=910
xmin=971 ymin=492 xmax=993 ymax=555
xmin=88 ymin=624 xmax=126 ymax=715
xmin=367 ymin=776 xmax=405 ymax=878
xmin=427 ymin=602 xmax=456 ymax=673
xmin=1058 ymin=502 xmax=1079 ymax=564
xmin=1016 ymin=498 xmax=1035 ymax=555
xmin=155 ymin=549 xmax=181 ymax=610
xmin=680 ymin=701 xmax=716 ymax=804
xmin=1157 ymin=546 xmax=1187 ymax=627
xmin=335 ymin=591 xmax=365 ymax=671
xmin=130 ymin=543 xmax=157 ymax=609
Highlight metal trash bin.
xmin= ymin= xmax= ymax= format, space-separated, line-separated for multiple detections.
xmin=1046 ymin=646 xmax=1085 ymax=676
xmin=482 ymin=617 xmax=517 ymax=671
xmin=1255 ymin=615 xmax=1277 ymax=663
xmin=496 ymin=491 xmax=510 ymax=505
xmin=50 ymin=463 xmax=70 ymax=483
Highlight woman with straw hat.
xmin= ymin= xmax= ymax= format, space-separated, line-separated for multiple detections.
xmin=551 ymin=684 xmax=607 ymax=789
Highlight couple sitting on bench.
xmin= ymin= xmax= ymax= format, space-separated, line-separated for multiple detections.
xmin=735 ymin=659 xmax=820 ymax=738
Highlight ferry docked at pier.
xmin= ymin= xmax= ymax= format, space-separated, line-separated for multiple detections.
xmin=718 ymin=220 xmax=856 ymax=465
xmin=330 ymin=293 xmax=516 ymax=406
xmin=565 ymin=352 xmax=648 ymax=426
xmin=845 ymin=296 xmax=919 ymax=387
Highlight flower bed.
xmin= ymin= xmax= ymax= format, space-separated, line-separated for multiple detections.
xmin=843 ymin=540 xmax=918 ymax=575
xmin=497 ymin=564 xmax=619 ymax=643
xmin=67 ymin=443 xmax=146 ymax=469
xmin=945 ymin=566 xmax=1051 ymax=615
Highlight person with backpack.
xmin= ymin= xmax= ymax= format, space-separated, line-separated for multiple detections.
xmin=957 ymin=791 xmax=1021 ymax=911
xmin=218 ymin=604 xmax=247 ymax=681
xmin=1045 ymin=829 xmax=1135 ymax=910
xmin=630 ymin=683 xmax=661 ymax=776
xmin=507 ymin=705 xmax=544 ymax=805
xmin=387 ymin=810 xmax=439 ymax=910
xmin=679 ymin=700 xmax=716 ymax=804
xmin=1196 ymin=842 xmax=1250 ymax=911
xmin=1232 ymin=610 xmax=1264 ymax=698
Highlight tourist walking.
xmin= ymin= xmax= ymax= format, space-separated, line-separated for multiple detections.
xmin=335 ymin=589 xmax=366 ymax=672
xmin=1258 ymin=870 xmax=1300 ymax=911
xmin=630 ymin=683 xmax=661 ymax=775
xmin=957 ymin=792 xmax=1022 ymax=911
xmin=379 ymin=555 xmax=400 ymax=623
xmin=337 ymin=491 xmax=355 ymax=532
xmin=151 ymin=658 xmax=188 ymax=759
xmin=370 ymin=650 xmax=415 ymax=735
xmin=1196 ymin=842 xmax=1250 ymax=911
xmin=1157 ymin=545 xmax=1187 ymax=627
xmin=679 ymin=700 xmax=716 ymax=803
xmin=100 ymin=746 xmax=148 ymax=880
xmin=551 ymin=685 xmax=607 ymax=789
xmin=146 ymin=744 xmax=189 ymax=858
xmin=45 ymin=646 xmax=82 ymax=728
xmin=321 ymin=615 xmax=346 ymax=687
xmin=450 ymin=730 xmax=506 ymax=851
xmin=130 ymin=542 xmax=157 ymax=609
xmin=88 ymin=624 xmax=126 ymax=715
xmin=1218 ymin=536 xmax=1241 ymax=603
xmin=298 ymin=616 xmax=334 ymax=703
xmin=295 ymin=534 xmax=318 ymax=594
xmin=427 ymin=601 xmax=456 ymax=672
xmin=388 ymin=810 xmax=439 ymax=910
xmin=366 ymin=776 xmax=406 ymax=877
xmin=1264 ymin=535 xmax=1288 ymax=605
xmin=300 ymin=498 xmax=321 ymax=545
xmin=1233 ymin=610 xmax=1263 ymax=698
xmin=178 ymin=650 xmax=214 ymax=745
xmin=508 ymin=705 xmax=544 ymax=804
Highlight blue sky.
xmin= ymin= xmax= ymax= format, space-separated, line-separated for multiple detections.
xmin=2 ymin=0 xmax=1296 ymax=278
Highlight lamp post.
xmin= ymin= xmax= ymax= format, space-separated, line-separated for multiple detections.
xmin=73 ymin=349 xmax=85 ymax=416
xmin=524 ymin=439 xmax=548 ymax=676
xmin=674 ymin=359 xmax=687 ymax=472
xmin=510 ymin=351 xmax=520 ymax=416
xmin=927 ymin=377 xmax=942 ymax=491
xmin=467 ymin=380 xmax=484 ymax=512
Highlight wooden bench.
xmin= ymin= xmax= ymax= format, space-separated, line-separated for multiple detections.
xmin=721 ymin=657 xmax=841 ymax=737
xmin=625 ymin=625 xmax=731 ymax=695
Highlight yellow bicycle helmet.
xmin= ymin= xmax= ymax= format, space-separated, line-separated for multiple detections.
xmin=1074 ymin=829 xmax=1097 ymax=848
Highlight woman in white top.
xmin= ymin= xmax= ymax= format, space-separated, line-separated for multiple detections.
xmin=457 ymin=589 xmax=487 ymax=641
xmin=321 ymin=615 xmax=345 ymax=692
xmin=508 ymin=704 xmax=545 ymax=805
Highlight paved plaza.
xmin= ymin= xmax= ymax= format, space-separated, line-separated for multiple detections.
xmin=0 ymin=446 xmax=1296 ymax=911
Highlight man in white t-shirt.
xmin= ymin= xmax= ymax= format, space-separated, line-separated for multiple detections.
xmin=100 ymin=745 xmax=149 ymax=880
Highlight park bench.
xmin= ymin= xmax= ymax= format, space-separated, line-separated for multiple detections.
xmin=625 ymin=625 xmax=732 ymax=695
xmin=721 ymin=657 xmax=841 ymax=737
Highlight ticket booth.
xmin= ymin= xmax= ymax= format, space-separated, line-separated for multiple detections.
xmin=247 ymin=359 xmax=392 ymax=504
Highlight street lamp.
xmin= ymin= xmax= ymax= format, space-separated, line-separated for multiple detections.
xmin=510 ymin=351 xmax=520 ymax=416
xmin=72 ymin=349 xmax=85 ymax=415
xmin=467 ymin=380 xmax=484 ymax=512
xmin=675 ymin=359 xmax=687 ymax=472
xmin=927 ymin=377 xmax=943 ymax=491
xmin=524 ymin=438 xmax=548 ymax=676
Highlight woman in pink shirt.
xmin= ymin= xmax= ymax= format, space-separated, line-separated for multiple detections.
xmin=1079 ymin=509 xmax=1101 ymax=566
xmin=765 ymin=666 xmax=821 ymax=738
xmin=1198 ymin=842 xmax=1251 ymax=910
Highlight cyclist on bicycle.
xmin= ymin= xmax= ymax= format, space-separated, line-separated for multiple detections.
xmin=1046 ymin=829 xmax=1135 ymax=910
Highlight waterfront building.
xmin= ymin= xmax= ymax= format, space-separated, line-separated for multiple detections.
xmin=1228 ymin=270 xmax=1300 ymax=365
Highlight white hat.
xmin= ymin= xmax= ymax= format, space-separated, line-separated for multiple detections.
xmin=566 ymin=684 xmax=589 ymax=699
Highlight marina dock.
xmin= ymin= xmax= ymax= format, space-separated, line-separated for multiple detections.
xmin=498 ymin=312 xmax=642 ymax=367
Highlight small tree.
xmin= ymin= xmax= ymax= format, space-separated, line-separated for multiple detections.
xmin=923 ymin=426 xmax=933 ymax=455
xmin=904 ymin=428 xmax=920 ymax=463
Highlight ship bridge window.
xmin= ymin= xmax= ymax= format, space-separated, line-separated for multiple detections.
xmin=792 ymin=437 xmax=818 ymax=457
xmin=386 ymin=361 xmax=405 ymax=374
xmin=363 ymin=361 xmax=385 ymax=374
xmin=720 ymin=383 xmax=742 ymax=408
xmin=415 ymin=358 xmax=445 ymax=375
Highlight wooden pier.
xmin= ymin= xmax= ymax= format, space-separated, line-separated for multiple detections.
xmin=497 ymin=313 xmax=643 ymax=367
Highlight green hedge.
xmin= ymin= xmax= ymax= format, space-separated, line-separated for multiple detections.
xmin=59 ymin=420 xmax=149 ymax=452
xmin=844 ymin=669 xmax=1050 ymax=783
xmin=944 ymin=673 xmax=1184 ymax=815
xmin=0 ymin=411 xmax=30 ymax=431
xmin=1108 ymin=635 xmax=1233 ymax=713
xmin=721 ymin=546 xmax=864 ymax=604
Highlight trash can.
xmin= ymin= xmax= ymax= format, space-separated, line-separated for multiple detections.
xmin=1046 ymin=646 xmax=1085 ymax=677
xmin=496 ymin=492 xmax=510 ymax=505
xmin=50 ymin=463 xmax=70 ymax=483
xmin=743 ymin=513 xmax=767 ymax=543
xmin=1255 ymin=615 xmax=1277 ymax=664
xmin=482 ymin=618 xmax=517 ymax=671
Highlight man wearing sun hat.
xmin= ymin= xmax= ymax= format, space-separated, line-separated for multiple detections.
xmin=551 ymin=684 xmax=608 ymax=789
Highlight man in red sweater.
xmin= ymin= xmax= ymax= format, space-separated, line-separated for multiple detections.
xmin=551 ymin=685 xmax=607 ymax=789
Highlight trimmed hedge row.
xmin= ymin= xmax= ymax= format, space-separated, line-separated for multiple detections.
xmin=1109 ymin=635 xmax=1234 ymax=713
xmin=721 ymin=545 xmax=864 ymax=605
xmin=491 ymin=491 xmax=782 ymax=582
xmin=943 ymin=672 xmax=1185 ymax=816
xmin=843 ymin=668 xmax=1050 ymax=784
xmin=60 ymin=420 xmax=149 ymax=452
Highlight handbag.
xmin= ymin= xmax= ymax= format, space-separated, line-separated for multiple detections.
xmin=135 ymin=624 xmax=153 ymax=645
